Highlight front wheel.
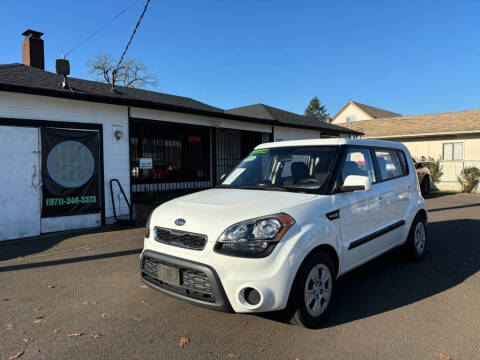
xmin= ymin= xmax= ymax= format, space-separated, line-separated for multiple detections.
xmin=283 ymin=252 xmax=336 ymax=328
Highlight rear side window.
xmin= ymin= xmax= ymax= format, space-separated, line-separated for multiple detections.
xmin=374 ymin=149 xmax=406 ymax=180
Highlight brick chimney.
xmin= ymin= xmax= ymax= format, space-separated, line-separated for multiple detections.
xmin=22 ymin=29 xmax=44 ymax=70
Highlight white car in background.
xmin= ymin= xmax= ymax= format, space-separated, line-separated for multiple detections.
xmin=141 ymin=138 xmax=428 ymax=328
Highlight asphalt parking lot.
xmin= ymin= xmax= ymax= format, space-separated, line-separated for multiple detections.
xmin=1 ymin=193 xmax=479 ymax=360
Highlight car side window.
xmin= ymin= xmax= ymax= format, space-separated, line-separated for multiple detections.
xmin=375 ymin=149 xmax=405 ymax=180
xmin=341 ymin=148 xmax=376 ymax=183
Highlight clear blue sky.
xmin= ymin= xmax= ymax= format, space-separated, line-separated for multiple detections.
xmin=1 ymin=0 xmax=479 ymax=116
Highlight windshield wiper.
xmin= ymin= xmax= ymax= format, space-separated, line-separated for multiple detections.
xmin=237 ymin=184 xmax=287 ymax=191
xmin=215 ymin=184 xmax=234 ymax=189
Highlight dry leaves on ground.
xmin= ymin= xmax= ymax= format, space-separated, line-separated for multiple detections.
xmin=178 ymin=337 xmax=190 ymax=347
xmin=101 ymin=313 xmax=110 ymax=318
xmin=140 ymin=284 xmax=149 ymax=289
xmin=434 ymin=353 xmax=453 ymax=360
xmin=32 ymin=306 xmax=41 ymax=312
xmin=53 ymin=328 xmax=60 ymax=333
xmin=142 ymin=300 xmax=149 ymax=306
xmin=33 ymin=316 xmax=43 ymax=324
xmin=47 ymin=285 xmax=55 ymax=288
xmin=6 ymin=351 xmax=24 ymax=360
xmin=7 ymin=323 xmax=14 ymax=329
xmin=68 ymin=333 xmax=83 ymax=337
xmin=91 ymin=334 xmax=102 ymax=339
xmin=227 ymin=353 xmax=240 ymax=359
xmin=23 ymin=338 xmax=32 ymax=343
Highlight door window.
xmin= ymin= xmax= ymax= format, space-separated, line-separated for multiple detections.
xmin=342 ymin=148 xmax=376 ymax=183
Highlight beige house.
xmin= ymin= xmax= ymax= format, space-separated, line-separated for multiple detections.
xmin=332 ymin=102 xmax=480 ymax=191
xmin=331 ymin=101 xmax=401 ymax=125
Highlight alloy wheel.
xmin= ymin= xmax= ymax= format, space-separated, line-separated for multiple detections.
xmin=304 ymin=264 xmax=332 ymax=317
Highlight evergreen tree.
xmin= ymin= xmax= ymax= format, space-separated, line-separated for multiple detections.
xmin=304 ymin=96 xmax=330 ymax=122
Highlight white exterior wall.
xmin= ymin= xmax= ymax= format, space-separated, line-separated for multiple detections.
xmin=0 ymin=91 xmax=130 ymax=230
xmin=396 ymin=134 xmax=480 ymax=161
xmin=273 ymin=126 xmax=320 ymax=141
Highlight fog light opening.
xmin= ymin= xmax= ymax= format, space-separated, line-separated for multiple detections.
xmin=243 ymin=287 xmax=261 ymax=306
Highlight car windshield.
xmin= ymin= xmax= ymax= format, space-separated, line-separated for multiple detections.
xmin=217 ymin=146 xmax=338 ymax=193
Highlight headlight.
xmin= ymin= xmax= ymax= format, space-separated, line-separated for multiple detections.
xmin=216 ymin=213 xmax=295 ymax=256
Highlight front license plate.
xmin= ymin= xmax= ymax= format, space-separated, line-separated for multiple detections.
xmin=157 ymin=264 xmax=180 ymax=286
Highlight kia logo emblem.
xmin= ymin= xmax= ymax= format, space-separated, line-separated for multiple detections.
xmin=175 ymin=218 xmax=186 ymax=226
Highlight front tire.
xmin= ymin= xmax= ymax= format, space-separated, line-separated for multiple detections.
xmin=283 ymin=252 xmax=336 ymax=328
xmin=403 ymin=214 xmax=427 ymax=260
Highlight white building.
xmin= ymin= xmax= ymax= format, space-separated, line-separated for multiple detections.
xmin=0 ymin=30 xmax=359 ymax=241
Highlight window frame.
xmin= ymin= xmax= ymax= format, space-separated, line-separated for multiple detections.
xmin=371 ymin=147 xmax=410 ymax=183
xmin=443 ymin=142 xmax=463 ymax=161
xmin=340 ymin=146 xmax=377 ymax=184
xmin=331 ymin=145 xmax=378 ymax=193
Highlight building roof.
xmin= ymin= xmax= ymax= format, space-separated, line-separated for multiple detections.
xmin=226 ymin=103 xmax=358 ymax=134
xmin=349 ymin=109 xmax=480 ymax=138
xmin=0 ymin=63 xmax=224 ymax=113
xmin=332 ymin=100 xmax=402 ymax=122
xmin=351 ymin=101 xmax=402 ymax=119
xmin=0 ymin=63 xmax=361 ymax=135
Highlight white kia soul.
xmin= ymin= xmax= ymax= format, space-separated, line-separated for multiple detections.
xmin=141 ymin=138 xmax=427 ymax=328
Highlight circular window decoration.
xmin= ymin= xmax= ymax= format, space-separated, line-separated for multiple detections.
xmin=46 ymin=140 xmax=95 ymax=188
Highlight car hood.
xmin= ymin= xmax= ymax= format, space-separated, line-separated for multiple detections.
xmin=150 ymin=188 xmax=317 ymax=240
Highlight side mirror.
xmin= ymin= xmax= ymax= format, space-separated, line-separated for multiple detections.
xmin=415 ymin=162 xmax=423 ymax=169
xmin=340 ymin=175 xmax=371 ymax=192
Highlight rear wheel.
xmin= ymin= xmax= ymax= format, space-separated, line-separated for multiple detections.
xmin=283 ymin=252 xmax=336 ymax=328
xmin=403 ymin=214 xmax=427 ymax=260
xmin=420 ymin=176 xmax=431 ymax=196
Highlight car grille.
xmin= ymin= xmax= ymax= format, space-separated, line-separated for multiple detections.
xmin=154 ymin=227 xmax=207 ymax=250
xmin=142 ymin=256 xmax=215 ymax=303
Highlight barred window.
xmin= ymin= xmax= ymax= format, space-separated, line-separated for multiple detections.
xmin=130 ymin=119 xmax=210 ymax=184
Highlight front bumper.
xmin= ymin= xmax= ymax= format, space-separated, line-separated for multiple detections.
xmin=140 ymin=250 xmax=232 ymax=312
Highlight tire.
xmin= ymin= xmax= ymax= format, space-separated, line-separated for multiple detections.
xmin=402 ymin=214 xmax=428 ymax=260
xmin=420 ymin=176 xmax=431 ymax=196
xmin=283 ymin=252 xmax=337 ymax=328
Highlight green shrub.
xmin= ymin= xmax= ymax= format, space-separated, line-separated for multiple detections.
xmin=458 ymin=166 xmax=480 ymax=193
xmin=419 ymin=156 xmax=444 ymax=186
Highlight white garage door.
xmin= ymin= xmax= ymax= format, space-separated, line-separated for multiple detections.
xmin=0 ymin=126 xmax=41 ymax=240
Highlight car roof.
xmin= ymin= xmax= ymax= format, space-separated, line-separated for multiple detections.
xmin=257 ymin=138 xmax=408 ymax=150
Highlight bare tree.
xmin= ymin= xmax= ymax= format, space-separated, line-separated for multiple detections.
xmin=86 ymin=54 xmax=158 ymax=89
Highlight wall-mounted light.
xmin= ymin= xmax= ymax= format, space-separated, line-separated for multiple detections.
xmin=114 ymin=130 xmax=124 ymax=140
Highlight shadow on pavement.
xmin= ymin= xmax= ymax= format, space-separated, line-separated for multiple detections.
xmin=323 ymin=218 xmax=480 ymax=327
xmin=428 ymin=202 xmax=480 ymax=213
xmin=0 ymin=248 xmax=142 ymax=273
xmin=262 ymin=218 xmax=480 ymax=327
xmin=0 ymin=225 xmax=143 ymax=262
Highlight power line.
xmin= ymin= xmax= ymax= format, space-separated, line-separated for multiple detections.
xmin=113 ymin=0 xmax=151 ymax=79
xmin=65 ymin=0 xmax=141 ymax=57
